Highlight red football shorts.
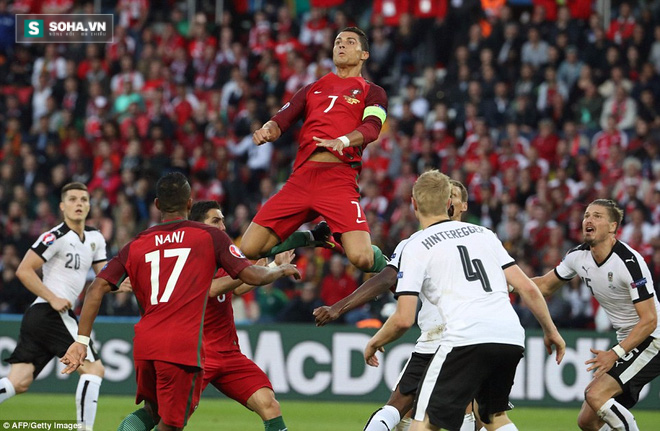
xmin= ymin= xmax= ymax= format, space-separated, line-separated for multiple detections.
xmin=253 ymin=161 xmax=370 ymax=240
xmin=134 ymin=359 xmax=203 ymax=428
xmin=202 ymin=351 xmax=273 ymax=407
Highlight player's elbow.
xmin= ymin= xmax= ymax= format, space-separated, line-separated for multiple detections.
xmin=15 ymin=264 xmax=30 ymax=284
xmin=641 ymin=312 xmax=657 ymax=335
xmin=393 ymin=312 xmax=415 ymax=330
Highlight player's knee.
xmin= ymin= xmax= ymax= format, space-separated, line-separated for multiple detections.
xmin=251 ymin=389 xmax=281 ymax=419
xmin=262 ymin=396 xmax=282 ymax=419
xmin=583 ymin=385 xmax=606 ymax=410
xmin=83 ymin=360 xmax=105 ymax=378
xmin=347 ymin=251 xmax=373 ymax=271
xmin=12 ymin=376 xmax=32 ymax=394
xmin=240 ymin=242 xmax=261 ymax=260
xmin=576 ymin=414 xmax=595 ymax=431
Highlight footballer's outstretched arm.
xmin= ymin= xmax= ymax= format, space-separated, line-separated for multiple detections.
xmin=364 ymin=294 xmax=417 ymax=367
xmin=531 ymin=269 xmax=566 ymax=297
xmin=313 ymin=266 xmax=398 ymax=326
xmin=236 ymin=263 xmax=300 ymax=286
xmin=505 ymin=265 xmax=566 ymax=364
xmin=210 ymin=252 xmax=295 ymax=297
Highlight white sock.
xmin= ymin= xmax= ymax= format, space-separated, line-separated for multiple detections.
xmin=393 ymin=416 xmax=412 ymax=431
xmin=460 ymin=412 xmax=476 ymax=431
xmin=494 ymin=424 xmax=519 ymax=431
xmin=598 ymin=425 xmax=612 ymax=431
xmin=596 ymin=399 xmax=639 ymax=431
xmin=76 ymin=374 xmax=102 ymax=430
xmin=364 ymin=405 xmax=401 ymax=431
xmin=0 ymin=377 xmax=16 ymax=403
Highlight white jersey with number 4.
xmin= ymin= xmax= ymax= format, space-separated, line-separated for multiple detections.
xmin=389 ymin=231 xmax=445 ymax=354
xmin=555 ymin=240 xmax=660 ymax=342
xmin=395 ymin=220 xmax=524 ymax=348
xmin=31 ymin=223 xmax=107 ymax=307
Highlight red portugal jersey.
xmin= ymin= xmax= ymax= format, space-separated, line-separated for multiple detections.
xmin=203 ymin=268 xmax=240 ymax=354
xmin=98 ymin=219 xmax=251 ymax=367
xmin=271 ymin=72 xmax=388 ymax=172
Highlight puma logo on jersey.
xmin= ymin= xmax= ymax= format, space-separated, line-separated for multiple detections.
xmin=625 ymin=257 xmax=635 ymax=263
xmin=582 ymin=266 xmax=590 ymax=275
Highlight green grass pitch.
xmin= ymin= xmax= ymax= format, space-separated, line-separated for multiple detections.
xmin=2 ymin=393 xmax=660 ymax=430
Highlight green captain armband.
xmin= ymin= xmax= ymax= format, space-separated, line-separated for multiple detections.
xmin=363 ymin=105 xmax=387 ymax=124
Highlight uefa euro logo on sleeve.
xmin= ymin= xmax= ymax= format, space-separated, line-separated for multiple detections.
xmin=24 ymin=19 xmax=43 ymax=37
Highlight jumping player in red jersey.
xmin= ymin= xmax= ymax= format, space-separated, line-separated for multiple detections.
xmin=246 ymin=26 xmax=390 ymax=274
xmin=189 ymin=200 xmax=292 ymax=431
xmin=60 ymin=173 xmax=300 ymax=431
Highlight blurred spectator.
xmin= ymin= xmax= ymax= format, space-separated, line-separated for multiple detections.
xmin=254 ymin=283 xmax=289 ymax=323
xmin=278 ymin=282 xmax=324 ymax=323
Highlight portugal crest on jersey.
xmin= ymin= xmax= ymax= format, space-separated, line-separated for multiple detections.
xmin=343 ymin=88 xmax=362 ymax=105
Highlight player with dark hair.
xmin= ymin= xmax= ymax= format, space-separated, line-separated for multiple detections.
xmin=533 ymin=199 xmax=660 ymax=431
xmin=1 ymin=182 xmax=107 ymax=430
xmin=190 ymin=200 xmax=292 ymax=431
xmin=245 ymin=26 xmax=389 ymax=273
xmin=60 ymin=173 xmax=300 ymax=431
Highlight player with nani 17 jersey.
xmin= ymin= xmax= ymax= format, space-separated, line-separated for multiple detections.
xmin=246 ymin=26 xmax=389 ymax=274
xmin=60 ymin=173 xmax=300 ymax=431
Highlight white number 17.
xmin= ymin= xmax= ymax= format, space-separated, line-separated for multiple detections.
xmin=145 ymin=248 xmax=191 ymax=305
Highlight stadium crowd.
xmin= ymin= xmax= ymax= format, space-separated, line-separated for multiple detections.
xmin=0 ymin=0 xmax=659 ymax=329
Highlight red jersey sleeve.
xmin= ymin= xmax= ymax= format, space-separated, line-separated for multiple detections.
xmin=97 ymin=242 xmax=131 ymax=289
xmin=270 ymin=84 xmax=311 ymax=133
xmin=355 ymin=83 xmax=388 ymax=145
xmin=210 ymin=230 xmax=252 ymax=279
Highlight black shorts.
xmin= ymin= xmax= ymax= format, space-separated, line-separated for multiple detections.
xmin=413 ymin=343 xmax=524 ymax=430
xmin=608 ymin=336 xmax=660 ymax=409
xmin=4 ymin=303 xmax=100 ymax=378
xmin=394 ymin=352 xmax=434 ymax=396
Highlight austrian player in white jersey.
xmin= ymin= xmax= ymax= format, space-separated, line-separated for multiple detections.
xmin=0 ymin=183 xmax=107 ymax=430
xmin=364 ymin=170 xmax=565 ymax=431
xmin=533 ymin=199 xmax=659 ymax=431
xmin=317 ymin=180 xmax=476 ymax=431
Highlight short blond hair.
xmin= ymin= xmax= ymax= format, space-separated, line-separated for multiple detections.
xmin=413 ymin=170 xmax=451 ymax=217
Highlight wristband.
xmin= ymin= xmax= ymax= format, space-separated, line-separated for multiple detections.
xmin=268 ymin=261 xmax=278 ymax=268
xmin=612 ymin=344 xmax=626 ymax=358
xmin=77 ymin=335 xmax=90 ymax=346
xmin=337 ymin=135 xmax=350 ymax=148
